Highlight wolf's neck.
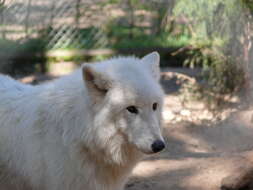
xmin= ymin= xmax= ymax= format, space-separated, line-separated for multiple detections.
xmin=39 ymin=70 xmax=87 ymax=114
xmin=37 ymin=71 xmax=90 ymax=139
xmin=77 ymin=141 xmax=141 ymax=189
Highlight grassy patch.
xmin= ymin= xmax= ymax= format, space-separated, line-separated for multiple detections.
xmin=106 ymin=25 xmax=190 ymax=49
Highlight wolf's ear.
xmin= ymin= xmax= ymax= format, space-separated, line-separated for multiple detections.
xmin=82 ymin=65 xmax=111 ymax=100
xmin=141 ymin=51 xmax=160 ymax=81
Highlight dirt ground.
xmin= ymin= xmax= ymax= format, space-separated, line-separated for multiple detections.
xmin=20 ymin=67 xmax=253 ymax=190
xmin=124 ymin=68 xmax=253 ymax=190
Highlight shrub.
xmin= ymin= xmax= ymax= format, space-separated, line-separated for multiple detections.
xmin=177 ymin=38 xmax=246 ymax=110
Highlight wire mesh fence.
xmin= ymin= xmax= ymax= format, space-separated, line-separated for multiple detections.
xmin=0 ymin=0 xmax=109 ymax=50
xmin=0 ymin=0 xmax=173 ymax=74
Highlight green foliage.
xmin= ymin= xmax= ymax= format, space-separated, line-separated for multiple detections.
xmin=0 ymin=38 xmax=47 ymax=74
xmin=0 ymin=0 xmax=5 ymax=12
xmin=106 ymin=24 xmax=190 ymax=49
xmin=241 ymin=0 xmax=253 ymax=11
xmin=172 ymin=0 xmax=247 ymax=105
xmin=183 ymin=40 xmax=245 ymax=98
xmin=173 ymin=0 xmax=237 ymax=39
xmin=206 ymin=57 xmax=245 ymax=95
xmin=105 ymin=0 xmax=121 ymax=4
xmin=0 ymin=0 xmax=248 ymax=98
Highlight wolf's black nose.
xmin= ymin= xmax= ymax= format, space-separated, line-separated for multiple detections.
xmin=151 ymin=140 xmax=165 ymax=153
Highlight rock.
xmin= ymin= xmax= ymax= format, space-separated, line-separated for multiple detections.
xmin=221 ymin=166 xmax=253 ymax=190
xmin=180 ymin=109 xmax=191 ymax=116
xmin=163 ymin=110 xmax=176 ymax=121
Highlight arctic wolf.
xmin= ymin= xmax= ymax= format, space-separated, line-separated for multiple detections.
xmin=0 ymin=52 xmax=165 ymax=190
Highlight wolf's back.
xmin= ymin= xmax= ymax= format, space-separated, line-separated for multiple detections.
xmin=0 ymin=75 xmax=33 ymax=97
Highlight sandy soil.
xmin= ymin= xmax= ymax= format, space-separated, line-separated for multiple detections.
xmin=19 ymin=67 xmax=253 ymax=190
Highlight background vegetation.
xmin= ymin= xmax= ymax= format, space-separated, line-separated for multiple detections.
xmin=0 ymin=0 xmax=252 ymax=103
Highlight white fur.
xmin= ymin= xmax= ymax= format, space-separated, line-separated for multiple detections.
xmin=0 ymin=52 xmax=165 ymax=190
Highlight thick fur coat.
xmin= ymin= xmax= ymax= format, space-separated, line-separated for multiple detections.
xmin=0 ymin=52 xmax=165 ymax=190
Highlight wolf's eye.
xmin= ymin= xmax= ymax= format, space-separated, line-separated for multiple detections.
xmin=153 ymin=103 xmax=158 ymax=111
xmin=126 ymin=106 xmax=138 ymax=114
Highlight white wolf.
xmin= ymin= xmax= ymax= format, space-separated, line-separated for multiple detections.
xmin=0 ymin=52 xmax=165 ymax=190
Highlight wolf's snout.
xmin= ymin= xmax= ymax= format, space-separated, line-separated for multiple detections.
xmin=151 ymin=140 xmax=165 ymax=153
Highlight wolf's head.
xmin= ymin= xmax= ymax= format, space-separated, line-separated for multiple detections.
xmin=82 ymin=52 xmax=165 ymax=158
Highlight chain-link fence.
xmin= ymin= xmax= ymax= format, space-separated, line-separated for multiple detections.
xmin=0 ymin=0 xmax=110 ymax=50
xmin=0 ymin=0 xmax=174 ymax=74
xmin=0 ymin=0 xmax=174 ymax=50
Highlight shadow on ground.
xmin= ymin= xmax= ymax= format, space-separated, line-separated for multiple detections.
xmin=126 ymin=167 xmax=201 ymax=190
